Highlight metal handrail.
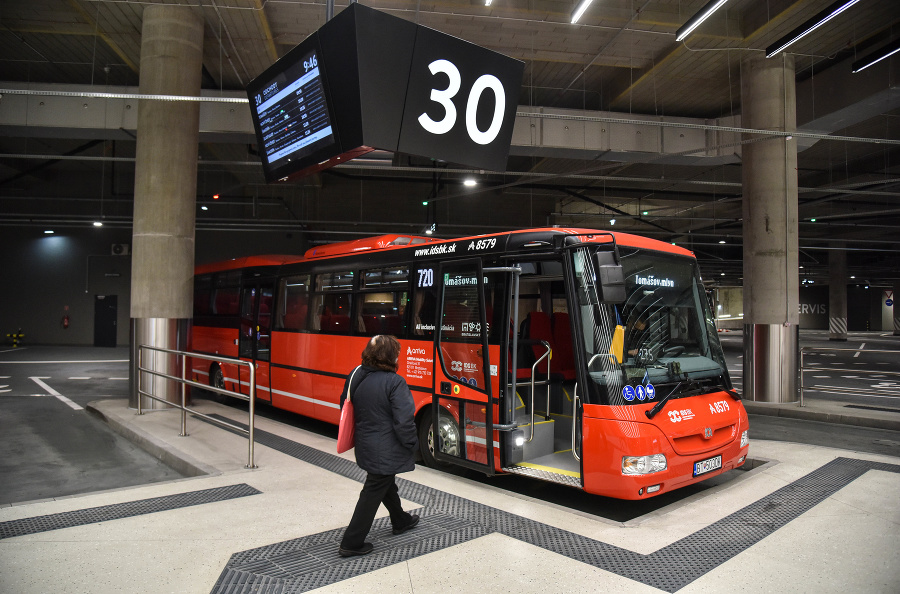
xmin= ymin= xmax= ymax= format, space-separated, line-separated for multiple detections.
xmin=137 ymin=345 xmax=258 ymax=468
xmin=525 ymin=341 xmax=552 ymax=442
xmin=571 ymin=383 xmax=581 ymax=462
xmin=799 ymin=346 xmax=900 ymax=407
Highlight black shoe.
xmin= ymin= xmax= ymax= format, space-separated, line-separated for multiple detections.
xmin=338 ymin=542 xmax=374 ymax=557
xmin=392 ymin=514 xmax=420 ymax=535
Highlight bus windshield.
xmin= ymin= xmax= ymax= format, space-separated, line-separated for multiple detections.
xmin=575 ymin=246 xmax=731 ymax=406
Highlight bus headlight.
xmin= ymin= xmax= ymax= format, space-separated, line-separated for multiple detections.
xmin=622 ymin=454 xmax=667 ymax=475
xmin=740 ymin=430 xmax=749 ymax=448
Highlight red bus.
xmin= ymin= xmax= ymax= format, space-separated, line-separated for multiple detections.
xmin=190 ymin=228 xmax=749 ymax=499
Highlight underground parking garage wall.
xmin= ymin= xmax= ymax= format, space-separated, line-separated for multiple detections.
xmin=0 ymin=227 xmax=309 ymax=346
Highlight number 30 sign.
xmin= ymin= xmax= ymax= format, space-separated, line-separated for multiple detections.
xmin=399 ymin=25 xmax=524 ymax=172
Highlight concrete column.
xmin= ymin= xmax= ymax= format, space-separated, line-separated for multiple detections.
xmin=129 ymin=5 xmax=203 ymax=409
xmin=741 ymin=54 xmax=800 ymax=403
xmin=828 ymin=247 xmax=848 ymax=340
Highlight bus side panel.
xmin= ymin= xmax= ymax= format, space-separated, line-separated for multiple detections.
xmin=189 ymin=326 xmax=238 ymax=385
xmin=581 ymin=404 xmax=748 ymax=500
xmin=272 ymin=332 xmax=370 ymax=424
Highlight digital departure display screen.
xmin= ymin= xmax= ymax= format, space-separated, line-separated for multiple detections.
xmin=247 ymin=36 xmax=341 ymax=182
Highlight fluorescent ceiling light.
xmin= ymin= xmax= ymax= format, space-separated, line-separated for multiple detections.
xmin=464 ymin=179 xmax=477 ymax=187
xmin=766 ymin=0 xmax=862 ymax=58
xmin=571 ymin=0 xmax=594 ymax=24
xmin=852 ymin=37 xmax=900 ymax=73
xmin=675 ymin=0 xmax=730 ymax=42
xmin=485 ymin=0 xmax=492 ymax=5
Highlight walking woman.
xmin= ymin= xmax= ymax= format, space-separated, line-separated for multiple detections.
xmin=339 ymin=335 xmax=419 ymax=557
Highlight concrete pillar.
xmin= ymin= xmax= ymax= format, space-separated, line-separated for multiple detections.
xmin=828 ymin=247 xmax=848 ymax=340
xmin=129 ymin=5 xmax=203 ymax=409
xmin=741 ymin=54 xmax=800 ymax=403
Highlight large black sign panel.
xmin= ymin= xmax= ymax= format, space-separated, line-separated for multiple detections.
xmin=246 ymin=4 xmax=524 ymax=182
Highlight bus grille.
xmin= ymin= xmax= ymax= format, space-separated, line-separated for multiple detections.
xmin=671 ymin=424 xmax=736 ymax=456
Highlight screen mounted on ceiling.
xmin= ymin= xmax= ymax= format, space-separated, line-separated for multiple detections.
xmin=247 ymin=34 xmax=341 ymax=182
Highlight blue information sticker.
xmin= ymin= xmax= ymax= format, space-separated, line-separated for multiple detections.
xmin=646 ymin=384 xmax=656 ymax=400
xmin=623 ymin=385 xmax=636 ymax=401
xmin=636 ymin=385 xmax=647 ymax=401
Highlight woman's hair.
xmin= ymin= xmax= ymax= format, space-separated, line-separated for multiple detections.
xmin=361 ymin=335 xmax=400 ymax=372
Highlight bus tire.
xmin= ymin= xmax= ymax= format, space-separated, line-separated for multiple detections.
xmin=418 ymin=409 xmax=460 ymax=468
xmin=209 ymin=364 xmax=227 ymax=402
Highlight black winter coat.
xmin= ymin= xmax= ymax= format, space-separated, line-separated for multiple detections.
xmin=340 ymin=365 xmax=418 ymax=475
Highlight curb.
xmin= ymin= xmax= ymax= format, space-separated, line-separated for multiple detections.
xmin=86 ymin=401 xmax=220 ymax=479
xmin=743 ymin=401 xmax=900 ymax=432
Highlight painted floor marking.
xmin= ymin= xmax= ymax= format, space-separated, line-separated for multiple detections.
xmin=28 ymin=377 xmax=83 ymax=411
xmin=68 ymin=376 xmax=91 ymax=380
xmin=854 ymin=343 xmax=865 ymax=358
xmin=0 ymin=359 xmax=128 ymax=364
xmin=206 ymin=416 xmax=900 ymax=594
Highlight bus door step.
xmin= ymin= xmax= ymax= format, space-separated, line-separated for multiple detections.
xmin=501 ymin=463 xmax=581 ymax=488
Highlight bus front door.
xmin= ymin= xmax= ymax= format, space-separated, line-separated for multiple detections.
xmin=238 ymin=282 xmax=274 ymax=402
xmin=432 ymin=259 xmax=494 ymax=474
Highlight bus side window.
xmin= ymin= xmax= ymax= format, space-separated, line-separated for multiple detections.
xmin=313 ymin=271 xmax=355 ymax=335
xmin=359 ymin=266 xmax=410 ymax=338
xmin=277 ymin=275 xmax=310 ymax=331
xmin=194 ymin=274 xmax=212 ymax=316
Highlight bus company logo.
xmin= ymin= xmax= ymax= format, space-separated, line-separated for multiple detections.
xmin=635 ymin=275 xmax=675 ymax=288
xmin=667 ymin=408 xmax=695 ymax=423
xmin=407 ymin=347 xmax=426 ymax=355
xmin=703 ymin=427 xmax=713 ymax=439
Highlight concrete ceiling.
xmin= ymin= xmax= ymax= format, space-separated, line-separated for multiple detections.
xmin=1 ymin=0 xmax=899 ymax=286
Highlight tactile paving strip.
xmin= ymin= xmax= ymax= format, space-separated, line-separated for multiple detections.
xmin=207 ymin=415 xmax=900 ymax=593
xmin=0 ymin=483 xmax=261 ymax=540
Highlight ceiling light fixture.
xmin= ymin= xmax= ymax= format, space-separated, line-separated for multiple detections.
xmin=570 ymin=0 xmax=594 ymax=24
xmin=463 ymin=179 xmax=477 ymax=187
xmin=719 ymin=240 xmax=726 ymax=244
xmin=765 ymin=0 xmax=862 ymax=58
xmin=675 ymin=0 xmax=730 ymax=42
xmin=44 ymin=230 xmax=54 ymax=234
xmin=484 ymin=0 xmax=492 ymax=5
xmin=609 ymin=218 xmax=616 ymax=225
xmin=852 ymin=37 xmax=900 ymax=73
xmin=93 ymin=221 xmax=103 ymax=227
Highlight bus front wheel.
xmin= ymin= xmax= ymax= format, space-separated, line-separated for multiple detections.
xmin=418 ymin=409 xmax=460 ymax=468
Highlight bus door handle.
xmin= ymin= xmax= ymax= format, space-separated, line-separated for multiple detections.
xmin=572 ymin=383 xmax=581 ymax=462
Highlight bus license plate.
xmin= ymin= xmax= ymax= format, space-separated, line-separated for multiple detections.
xmin=693 ymin=455 xmax=722 ymax=477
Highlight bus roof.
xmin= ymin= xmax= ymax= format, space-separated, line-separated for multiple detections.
xmin=193 ymin=228 xmax=694 ymax=274
xmin=194 ymin=254 xmax=303 ymax=274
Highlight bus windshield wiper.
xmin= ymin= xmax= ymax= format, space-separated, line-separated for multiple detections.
xmin=645 ymin=379 xmax=701 ymax=420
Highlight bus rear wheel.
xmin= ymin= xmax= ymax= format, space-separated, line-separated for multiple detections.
xmin=209 ymin=365 xmax=227 ymax=402
xmin=418 ymin=409 xmax=460 ymax=468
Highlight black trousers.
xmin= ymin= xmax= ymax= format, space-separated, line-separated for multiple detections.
xmin=340 ymin=473 xmax=413 ymax=549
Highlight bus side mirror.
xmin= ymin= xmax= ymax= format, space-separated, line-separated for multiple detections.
xmin=595 ymin=252 xmax=626 ymax=303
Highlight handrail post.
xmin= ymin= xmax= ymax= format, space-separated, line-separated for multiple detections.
xmin=180 ymin=352 xmax=188 ymax=436
xmin=247 ymin=362 xmax=257 ymax=469
xmin=799 ymin=348 xmax=805 ymax=408
xmin=137 ymin=346 xmax=144 ymax=415
xmin=571 ymin=384 xmax=581 ymax=461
